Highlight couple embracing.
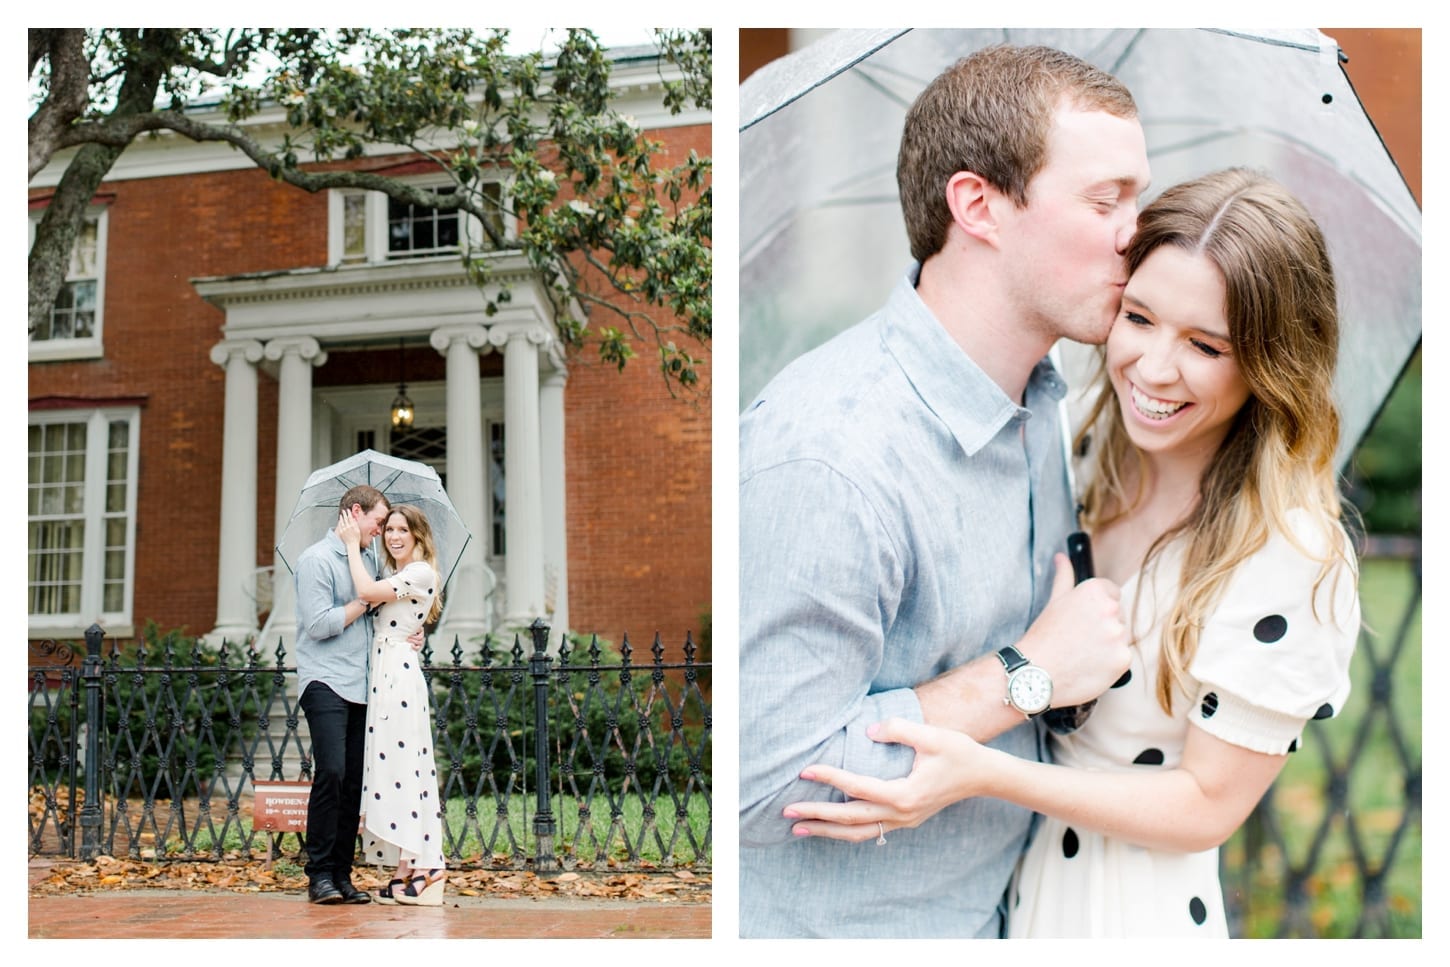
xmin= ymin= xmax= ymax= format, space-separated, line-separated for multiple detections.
xmin=739 ymin=44 xmax=1359 ymax=938
xmin=293 ymin=484 xmax=449 ymax=906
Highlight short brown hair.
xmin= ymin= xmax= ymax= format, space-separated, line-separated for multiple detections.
xmin=338 ymin=485 xmax=388 ymax=516
xmin=897 ymin=44 xmax=1137 ymax=262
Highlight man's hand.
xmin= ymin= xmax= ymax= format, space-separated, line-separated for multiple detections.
xmin=915 ymin=553 xmax=1131 ymax=737
xmin=1016 ymin=552 xmax=1131 ymax=708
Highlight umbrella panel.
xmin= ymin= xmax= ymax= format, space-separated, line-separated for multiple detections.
xmin=739 ymin=28 xmax=1421 ymax=469
xmin=276 ymin=451 xmax=472 ymax=588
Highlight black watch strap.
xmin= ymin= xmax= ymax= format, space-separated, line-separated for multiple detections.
xmin=996 ymin=645 xmax=1029 ymax=673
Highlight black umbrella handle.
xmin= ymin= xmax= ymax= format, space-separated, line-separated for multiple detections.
xmin=1042 ymin=530 xmax=1097 ymax=735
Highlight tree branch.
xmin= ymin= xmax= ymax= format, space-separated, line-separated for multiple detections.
xmin=28 ymin=29 xmax=91 ymax=179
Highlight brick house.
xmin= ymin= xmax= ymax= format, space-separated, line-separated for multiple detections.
xmin=27 ymin=47 xmax=711 ymax=655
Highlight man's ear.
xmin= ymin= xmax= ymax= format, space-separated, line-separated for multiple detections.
xmin=944 ymin=171 xmax=1002 ymax=246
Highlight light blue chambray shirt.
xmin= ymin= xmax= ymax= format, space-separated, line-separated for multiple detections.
xmin=738 ymin=266 xmax=1074 ymax=938
xmin=295 ymin=530 xmax=377 ymax=704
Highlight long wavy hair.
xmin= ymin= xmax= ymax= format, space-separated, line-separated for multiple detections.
xmin=383 ymin=503 xmax=444 ymax=625
xmin=1076 ymin=168 xmax=1354 ymax=712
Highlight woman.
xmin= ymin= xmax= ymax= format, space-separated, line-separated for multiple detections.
xmin=338 ymin=503 xmax=448 ymax=906
xmin=782 ymin=168 xmax=1360 ymax=937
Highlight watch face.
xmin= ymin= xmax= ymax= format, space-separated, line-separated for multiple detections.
xmin=1008 ymin=667 xmax=1052 ymax=715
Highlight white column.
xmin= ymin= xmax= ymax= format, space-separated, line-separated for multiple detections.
xmin=430 ymin=324 xmax=491 ymax=645
xmin=207 ymin=339 xmax=264 ymax=646
xmin=496 ymin=323 xmax=548 ymax=627
xmin=539 ymin=367 xmax=569 ymax=639
xmin=265 ymin=336 xmax=327 ymax=649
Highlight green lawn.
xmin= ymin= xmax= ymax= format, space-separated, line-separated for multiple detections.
xmin=177 ymin=791 xmax=712 ymax=869
xmin=1223 ymin=554 xmax=1421 ymax=937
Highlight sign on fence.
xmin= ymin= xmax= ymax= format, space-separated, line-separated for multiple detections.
xmin=253 ymin=781 xmax=311 ymax=832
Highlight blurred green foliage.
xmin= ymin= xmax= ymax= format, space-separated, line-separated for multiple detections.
xmin=1345 ymin=347 xmax=1421 ymax=534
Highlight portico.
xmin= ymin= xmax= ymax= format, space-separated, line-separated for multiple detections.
xmin=197 ymin=252 xmax=570 ymax=650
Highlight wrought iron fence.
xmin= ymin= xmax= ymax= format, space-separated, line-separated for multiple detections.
xmin=1221 ymin=536 xmax=1422 ymax=938
xmin=28 ymin=620 xmax=711 ymax=874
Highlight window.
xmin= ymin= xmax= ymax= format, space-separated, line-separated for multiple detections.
xmin=330 ymin=180 xmax=508 ymax=265
xmin=389 ymin=186 xmax=461 ymax=258
xmin=489 ymin=421 xmax=506 ymax=556
xmin=29 ymin=207 xmax=107 ymax=361
xmin=28 ymin=408 xmax=139 ymax=634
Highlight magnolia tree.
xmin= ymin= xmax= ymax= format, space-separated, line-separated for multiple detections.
xmin=28 ymin=27 xmax=712 ymax=392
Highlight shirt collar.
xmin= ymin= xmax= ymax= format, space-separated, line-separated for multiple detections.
xmin=882 ymin=264 xmax=1067 ymax=456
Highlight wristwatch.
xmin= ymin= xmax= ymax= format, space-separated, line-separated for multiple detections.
xmin=996 ymin=645 xmax=1052 ymax=718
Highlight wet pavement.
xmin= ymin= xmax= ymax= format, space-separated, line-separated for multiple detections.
xmin=27 ymin=861 xmax=711 ymax=940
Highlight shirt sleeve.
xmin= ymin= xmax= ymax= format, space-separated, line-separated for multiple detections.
xmin=1187 ymin=510 xmax=1360 ymax=755
xmin=296 ymin=550 xmax=345 ymax=642
xmin=738 ymin=457 xmax=923 ymax=848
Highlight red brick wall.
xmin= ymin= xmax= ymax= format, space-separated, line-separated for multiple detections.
xmin=30 ymin=122 xmax=713 ymax=651
xmin=561 ymin=120 xmax=713 ymax=648
xmin=30 ymin=167 xmax=328 ymax=638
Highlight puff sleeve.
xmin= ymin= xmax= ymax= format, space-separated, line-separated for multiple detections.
xmin=385 ymin=559 xmax=435 ymax=606
xmin=1187 ymin=509 xmax=1359 ymax=755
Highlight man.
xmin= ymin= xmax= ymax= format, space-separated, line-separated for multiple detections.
xmin=295 ymin=484 xmax=390 ymax=904
xmin=739 ymin=45 xmax=1150 ymax=937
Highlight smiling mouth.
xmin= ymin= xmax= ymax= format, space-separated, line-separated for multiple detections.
xmin=1130 ymin=385 xmax=1189 ymax=420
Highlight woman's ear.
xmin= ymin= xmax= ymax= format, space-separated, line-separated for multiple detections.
xmin=944 ymin=170 xmax=1002 ymax=247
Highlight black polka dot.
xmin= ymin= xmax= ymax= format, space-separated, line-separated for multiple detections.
xmin=411 ymin=811 xmax=418 ymax=818
xmin=1253 ymin=615 xmax=1288 ymax=643
xmin=395 ymin=781 xmax=402 ymax=788
xmin=1189 ymin=896 xmax=1207 ymax=925
xmin=390 ymin=822 xmax=396 ymax=829
xmin=374 ymin=792 xmax=381 ymax=800
xmin=1313 ymin=703 xmax=1334 ymax=720
xmin=390 ymin=620 xmax=397 ymax=627
xmin=398 ymin=740 xmax=405 ymax=748
xmin=1111 ymin=669 xmax=1132 ymax=688
xmin=1133 ymin=748 xmax=1165 ymax=765
xmin=401 ymin=700 xmax=408 ymax=708
xmin=1062 ymin=827 xmax=1079 ymax=859
xmin=1201 ymin=692 xmax=1219 ymax=719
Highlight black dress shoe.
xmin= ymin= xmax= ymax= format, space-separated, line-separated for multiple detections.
xmin=335 ymin=877 xmax=372 ymax=904
xmin=307 ymin=874 xmax=344 ymax=904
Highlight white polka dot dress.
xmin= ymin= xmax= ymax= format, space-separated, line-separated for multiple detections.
xmin=1008 ymin=510 xmax=1358 ymax=938
xmin=360 ymin=561 xmax=445 ymax=873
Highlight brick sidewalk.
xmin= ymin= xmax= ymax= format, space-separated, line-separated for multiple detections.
xmin=29 ymin=889 xmax=711 ymax=939
xmin=27 ymin=859 xmax=711 ymax=939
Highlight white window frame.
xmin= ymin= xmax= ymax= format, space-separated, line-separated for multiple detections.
xmin=28 ymin=406 xmax=141 ymax=639
xmin=28 ymin=205 xmax=109 ymax=362
xmin=328 ymin=176 xmax=512 ymax=266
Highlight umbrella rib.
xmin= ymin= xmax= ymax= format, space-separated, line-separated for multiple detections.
xmin=1107 ymin=27 xmax=1148 ymax=76
xmin=1200 ymin=28 xmax=1327 ymax=55
xmin=740 ymin=29 xmax=913 ymax=132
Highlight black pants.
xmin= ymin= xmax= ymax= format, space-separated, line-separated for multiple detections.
xmin=299 ymin=681 xmax=367 ymax=881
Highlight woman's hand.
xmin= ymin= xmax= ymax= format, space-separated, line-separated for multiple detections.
xmin=336 ymin=510 xmax=361 ymax=549
xmin=783 ymin=717 xmax=998 ymax=842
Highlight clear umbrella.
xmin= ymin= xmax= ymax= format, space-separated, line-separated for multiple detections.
xmin=740 ymin=28 xmax=1422 ymax=471
xmin=275 ymin=449 xmax=472 ymax=588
